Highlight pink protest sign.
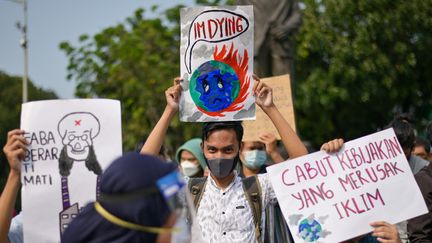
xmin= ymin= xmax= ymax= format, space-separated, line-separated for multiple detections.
xmin=267 ymin=128 xmax=428 ymax=243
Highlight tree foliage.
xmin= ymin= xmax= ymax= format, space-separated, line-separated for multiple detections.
xmin=295 ymin=0 xmax=432 ymax=147
xmin=59 ymin=1 xmax=235 ymax=153
xmin=0 ymin=71 xmax=57 ymax=208
xmin=60 ymin=0 xmax=431 ymax=152
xmin=59 ymin=7 xmax=201 ymax=153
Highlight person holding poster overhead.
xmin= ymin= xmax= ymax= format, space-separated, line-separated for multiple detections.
xmin=0 ymin=129 xmax=27 ymax=243
xmin=141 ymin=76 xmax=308 ymax=243
xmin=239 ymin=132 xmax=284 ymax=178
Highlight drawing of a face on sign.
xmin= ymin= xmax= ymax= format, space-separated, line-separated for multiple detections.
xmin=57 ymin=112 xmax=102 ymax=177
xmin=189 ymin=44 xmax=251 ymax=117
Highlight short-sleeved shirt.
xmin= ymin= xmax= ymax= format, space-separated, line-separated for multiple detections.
xmin=193 ymin=171 xmax=276 ymax=243
xmin=8 ymin=212 xmax=23 ymax=243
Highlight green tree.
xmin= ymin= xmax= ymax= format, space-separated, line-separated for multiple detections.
xmin=60 ymin=1 xmax=234 ymax=153
xmin=295 ymin=0 xmax=432 ymax=148
xmin=0 ymin=70 xmax=57 ymax=209
xmin=60 ymin=7 xmax=200 ymax=153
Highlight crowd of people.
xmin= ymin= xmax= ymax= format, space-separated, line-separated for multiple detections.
xmin=0 ymin=76 xmax=431 ymax=242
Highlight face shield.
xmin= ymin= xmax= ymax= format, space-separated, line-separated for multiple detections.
xmin=95 ymin=170 xmax=204 ymax=242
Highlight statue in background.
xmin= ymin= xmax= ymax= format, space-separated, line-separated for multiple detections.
xmin=237 ymin=0 xmax=302 ymax=78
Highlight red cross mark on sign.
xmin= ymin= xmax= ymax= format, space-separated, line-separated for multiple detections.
xmin=74 ymin=120 xmax=81 ymax=126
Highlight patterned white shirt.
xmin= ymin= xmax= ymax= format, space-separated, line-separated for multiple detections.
xmin=194 ymin=171 xmax=276 ymax=243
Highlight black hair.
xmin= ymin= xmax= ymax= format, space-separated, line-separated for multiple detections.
xmin=415 ymin=136 xmax=431 ymax=154
xmin=201 ymin=121 xmax=243 ymax=145
xmin=386 ymin=116 xmax=415 ymax=150
xmin=85 ymin=146 xmax=102 ymax=175
xmin=58 ymin=145 xmax=102 ymax=176
xmin=59 ymin=146 xmax=74 ymax=176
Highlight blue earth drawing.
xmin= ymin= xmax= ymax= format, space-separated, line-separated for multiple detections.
xmin=298 ymin=218 xmax=322 ymax=242
xmin=189 ymin=60 xmax=240 ymax=112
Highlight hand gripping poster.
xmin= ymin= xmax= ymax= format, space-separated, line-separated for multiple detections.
xmin=20 ymin=99 xmax=122 ymax=243
xmin=267 ymin=128 xmax=428 ymax=243
xmin=180 ymin=6 xmax=255 ymax=122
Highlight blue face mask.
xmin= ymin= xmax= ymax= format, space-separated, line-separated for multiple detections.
xmin=242 ymin=150 xmax=267 ymax=169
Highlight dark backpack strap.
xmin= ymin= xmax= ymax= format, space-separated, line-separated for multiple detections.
xmin=188 ymin=177 xmax=208 ymax=210
xmin=242 ymin=175 xmax=263 ymax=243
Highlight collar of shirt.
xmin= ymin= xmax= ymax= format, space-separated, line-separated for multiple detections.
xmin=208 ymin=170 xmax=240 ymax=193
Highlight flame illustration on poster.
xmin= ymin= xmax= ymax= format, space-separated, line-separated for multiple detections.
xmin=180 ymin=6 xmax=255 ymax=122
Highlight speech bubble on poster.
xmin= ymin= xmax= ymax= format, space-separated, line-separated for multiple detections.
xmin=180 ymin=6 xmax=255 ymax=122
xmin=267 ymin=128 xmax=428 ymax=243
xmin=184 ymin=9 xmax=250 ymax=74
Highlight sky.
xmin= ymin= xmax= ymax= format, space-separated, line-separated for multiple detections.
xmin=0 ymin=0 xmax=194 ymax=99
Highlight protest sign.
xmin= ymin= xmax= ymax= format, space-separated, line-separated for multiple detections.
xmin=20 ymin=99 xmax=122 ymax=243
xmin=179 ymin=5 xmax=255 ymax=122
xmin=267 ymin=128 xmax=428 ymax=243
xmin=242 ymin=74 xmax=296 ymax=141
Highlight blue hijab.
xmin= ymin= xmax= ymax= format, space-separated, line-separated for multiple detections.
xmin=62 ymin=152 xmax=177 ymax=243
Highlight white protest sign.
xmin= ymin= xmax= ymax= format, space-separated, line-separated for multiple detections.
xmin=267 ymin=128 xmax=428 ymax=243
xmin=179 ymin=6 xmax=255 ymax=122
xmin=20 ymin=99 xmax=122 ymax=243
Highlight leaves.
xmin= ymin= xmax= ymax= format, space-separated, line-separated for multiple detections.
xmin=59 ymin=6 xmax=201 ymax=152
xmin=295 ymin=0 xmax=432 ymax=148
xmin=0 ymin=71 xmax=57 ymax=210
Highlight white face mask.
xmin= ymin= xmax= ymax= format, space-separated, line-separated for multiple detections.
xmin=180 ymin=160 xmax=200 ymax=177
xmin=242 ymin=150 xmax=267 ymax=170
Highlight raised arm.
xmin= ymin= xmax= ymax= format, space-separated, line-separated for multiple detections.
xmin=259 ymin=132 xmax=284 ymax=163
xmin=140 ymin=78 xmax=182 ymax=155
xmin=253 ymin=75 xmax=307 ymax=159
xmin=0 ymin=129 xmax=27 ymax=243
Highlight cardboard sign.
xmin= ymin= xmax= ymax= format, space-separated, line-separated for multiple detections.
xmin=179 ymin=5 xmax=255 ymax=122
xmin=20 ymin=99 xmax=122 ymax=243
xmin=267 ymin=128 xmax=428 ymax=243
xmin=242 ymin=74 xmax=296 ymax=141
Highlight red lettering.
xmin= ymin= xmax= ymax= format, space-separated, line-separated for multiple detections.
xmin=207 ymin=19 xmax=218 ymax=39
xmin=338 ymin=175 xmax=353 ymax=192
xmin=304 ymin=162 xmax=318 ymax=180
xmin=323 ymin=155 xmax=335 ymax=174
xmin=195 ymin=22 xmax=206 ymax=39
xmin=367 ymin=188 xmax=386 ymax=208
xmin=355 ymin=170 xmax=369 ymax=185
xmin=291 ymin=192 xmax=305 ymax=210
xmin=390 ymin=162 xmax=404 ymax=174
xmin=374 ymin=141 xmax=388 ymax=160
xmin=389 ymin=136 xmax=402 ymax=155
xmin=296 ymin=165 xmax=307 ymax=183
xmin=350 ymin=148 xmax=363 ymax=167
xmin=337 ymin=153 xmax=351 ymax=171
xmin=281 ymin=169 xmax=295 ymax=186
xmin=235 ymin=17 xmax=243 ymax=32
xmin=216 ymin=18 xmax=225 ymax=38
xmin=368 ymin=143 xmax=379 ymax=160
